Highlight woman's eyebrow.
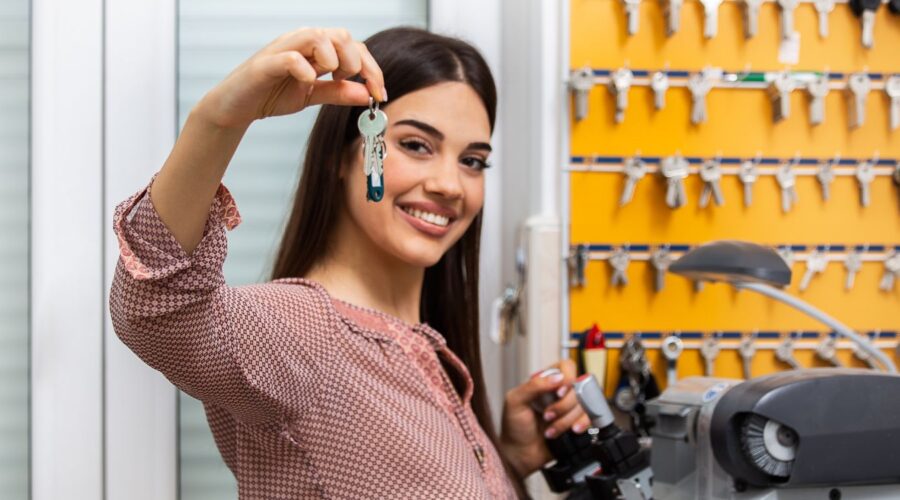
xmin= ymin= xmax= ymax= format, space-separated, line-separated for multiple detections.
xmin=394 ymin=119 xmax=492 ymax=152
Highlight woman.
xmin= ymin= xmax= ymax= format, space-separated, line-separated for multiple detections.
xmin=109 ymin=26 xmax=589 ymax=499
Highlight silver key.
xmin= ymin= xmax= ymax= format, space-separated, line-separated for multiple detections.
xmin=688 ymin=70 xmax=713 ymax=125
xmin=609 ymin=246 xmax=631 ymax=287
xmin=700 ymin=334 xmax=721 ymax=376
xmin=651 ymin=246 xmax=673 ymax=291
xmin=608 ymin=68 xmax=634 ymax=124
xmin=855 ymin=156 xmax=876 ymax=207
xmin=699 ymin=157 xmax=724 ymax=207
xmin=776 ymin=0 xmax=798 ymax=40
xmin=799 ymin=248 xmax=828 ymax=291
xmin=623 ymin=0 xmax=641 ymax=35
xmin=847 ymin=73 xmax=871 ymax=129
xmin=844 ymin=247 xmax=864 ymax=290
xmin=853 ymin=333 xmax=880 ymax=369
xmin=662 ymin=0 xmax=683 ymax=36
xmin=768 ymin=71 xmax=795 ymax=122
xmin=699 ymin=0 xmax=722 ymax=38
xmin=885 ymin=75 xmax=900 ymax=131
xmin=775 ymin=158 xmax=798 ymax=213
xmin=650 ymin=71 xmax=669 ymax=111
xmin=855 ymin=0 xmax=878 ymax=49
xmin=742 ymin=0 xmax=764 ymax=39
xmin=738 ymin=156 xmax=760 ymax=207
xmin=358 ymin=98 xmax=388 ymax=202
xmin=816 ymin=154 xmax=838 ymax=201
xmin=661 ymin=154 xmax=689 ymax=208
xmin=815 ymin=335 xmax=843 ymax=367
xmin=569 ymin=67 xmax=595 ymax=122
xmin=739 ymin=333 xmax=757 ymax=379
xmin=880 ymin=251 xmax=900 ymax=292
xmin=807 ymin=73 xmax=830 ymax=126
xmin=813 ymin=0 xmax=834 ymax=38
xmin=775 ymin=333 xmax=802 ymax=369
xmin=620 ymin=156 xmax=648 ymax=206
xmin=661 ymin=335 xmax=684 ymax=387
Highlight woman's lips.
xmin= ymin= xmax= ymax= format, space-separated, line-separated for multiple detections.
xmin=396 ymin=205 xmax=452 ymax=237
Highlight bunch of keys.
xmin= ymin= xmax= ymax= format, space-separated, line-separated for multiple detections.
xmin=357 ymin=97 xmax=388 ymax=202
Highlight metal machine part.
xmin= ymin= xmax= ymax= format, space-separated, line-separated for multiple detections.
xmin=646 ymin=370 xmax=900 ymax=500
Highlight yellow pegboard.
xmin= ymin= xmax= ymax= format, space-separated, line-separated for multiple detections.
xmin=567 ymin=0 xmax=900 ymax=391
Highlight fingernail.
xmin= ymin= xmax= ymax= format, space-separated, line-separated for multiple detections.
xmin=543 ymin=411 xmax=556 ymax=422
xmin=556 ymin=385 xmax=568 ymax=398
xmin=573 ymin=423 xmax=587 ymax=434
xmin=544 ymin=428 xmax=557 ymax=439
xmin=549 ymin=373 xmax=564 ymax=384
xmin=382 ymin=87 xmax=388 ymax=102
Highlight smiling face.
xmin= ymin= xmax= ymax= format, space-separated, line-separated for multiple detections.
xmin=338 ymin=81 xmax=492 ymax=268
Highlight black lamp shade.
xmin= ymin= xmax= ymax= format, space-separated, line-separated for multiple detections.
xmin=669 ymin=240 xmax=792 ymax=287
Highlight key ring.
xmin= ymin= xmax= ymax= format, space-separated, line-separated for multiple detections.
xmin=368 ymin=96 xmax=379 ymax=119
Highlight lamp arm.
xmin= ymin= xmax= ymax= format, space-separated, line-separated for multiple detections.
xmin=734 ymin=281 xmax=897 ymax=374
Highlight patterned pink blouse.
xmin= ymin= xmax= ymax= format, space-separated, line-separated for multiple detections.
xmin=108 ymin=173 xmax=519 ymax=499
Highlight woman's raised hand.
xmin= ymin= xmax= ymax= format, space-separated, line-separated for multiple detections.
xmin=195 ymin=27 xmax=385 ymax=129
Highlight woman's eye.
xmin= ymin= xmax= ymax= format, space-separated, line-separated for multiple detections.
xmin=461 ymin=157 xmax=490 ymax=171
xmin=399 ymin=139 xmax=431 ymax=155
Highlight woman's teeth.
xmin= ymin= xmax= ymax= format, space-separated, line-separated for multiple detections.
xmin=402 ymin=206 xmax=450 ymax=227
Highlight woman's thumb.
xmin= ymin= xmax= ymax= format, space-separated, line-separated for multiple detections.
xmin=307 ymin=79 xmax=372 ymax=107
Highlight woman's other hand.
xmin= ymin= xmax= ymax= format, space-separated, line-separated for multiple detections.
xmin=499 ymin=358 xmax=591 ymax=480
xmin=195 ymin=27 xmax=385 ymax=129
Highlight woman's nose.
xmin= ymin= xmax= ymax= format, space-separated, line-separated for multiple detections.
xmin=423 ymin=155 xmax=464 ymax=199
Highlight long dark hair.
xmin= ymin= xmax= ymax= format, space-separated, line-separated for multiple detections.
xmin=269 ymin=27 xmax=528 ymax=498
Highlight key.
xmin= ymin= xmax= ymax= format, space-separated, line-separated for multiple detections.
xmin=699 ymin=157 xmax=724 ymax=207
xmin=777 ymin=0 xmax=799 ymax=40
xmin=880 ymin=251 xmax=900 ymax=292
xmin=609 ymin=246 xmax=631 ymax=287
xmin=885 ymin=75 xmax=900 ymax=131
xmin=807 ymin=73 xmax=830 ymax=126
xmin=850 ymin=0 xmax=880 ymax=48
xmin=775 ymin=333 xmax=802 ymax=369
xmin=623 ymin=0 xmax=641 ymax=35
xmin=651 ymin=246 xmax=673 ymax=291
xmin=661 ymin=335 xmax=684 ymax=387
xmin=569 ymin=244 xmax=589 ymax=287
xmin=855 ymin=156 xmax=876 ymax=207
xmin=816 ymin=335 xmax=843 ymax=367
xmin=662 ymin=0 xmax=683 ymax=36
xmin=688 ymin=70 xmax=713 ymax=125
xmin=768 ymin=71 xmax=795 ymax=122
xmin=739 ymin=333 xmax=757 ymax=379
xmin=358 ymin=97 xmax=388 ymax=202
xmin=775 ymin=158 xmax=799 ymax=213
xmin=778 ymin=245 xmax=796 ymax=269
xmin=847 ymin=72 xmax=871 ymax=128
xmin=569 ymin=67 xmax=595 ymax=122
xmin=844 ymin=247 xmax=864 ymax=290
xmin=700 ymin=0 xmax=723 ymax=38
xmin=650 ymin=71 xmax=669 ymax=111
xmin=742 ymin=0 xmax=765 ymax=39
xmin=814 ymin=0 xmax=835 ymax=38
xmin=738 ymin=156 xmax=760 ymax=207
xmin=816 ymin=154 xmax=838 ymax=201
xmin=620 ymin=155 xmax=647 ymax=206
xmin=608 ymin=68 xmax=634 ymax=124
xmin=800 ymin=248 xmax=828 ymax=291
xmin=700 ymin=334 xmax=721 ymax=376
xmin=852 ymin=333 xmax=880 ymax=369
xmin=661 ymin=154 xmax=689 ymax=208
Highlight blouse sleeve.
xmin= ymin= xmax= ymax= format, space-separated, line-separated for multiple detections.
xmin=108 ymin=172 xmax=283 ymax=425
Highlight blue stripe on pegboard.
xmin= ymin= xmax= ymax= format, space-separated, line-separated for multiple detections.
xmin=679 ymin=332 xmax=704 ymax=339
xmin=800 ymin=331 xmax=819 ymax=339
xmin=876 ymin=159 xmax=895 ymax=166
xmin=830 ymin=245 xmax=847 ymax=251
xmin=757 ymin=331 xmax=781 ymax=339
xmin=685 ymin=157 xmax=703 ymax=164
xmin=797 ymin=158 xmax=819 ymax=165
xmin=720 ymin=158 xmax=742 ymax=164
xmin=828 ymin=73 xmax=843 ymax=80
xmin=604 ymin=332 xmax=624 ymax=339
xmin=670 ymin=245 xmax=691 ymax=251
xmin=789 ymin=245 xmax=806 ymax=251
xmin=869 ymin=245 xmax=886 ymax=252
xmin=719 ymin=331 xmax=742 ymax=339
xmin=633 ymin=70 xmax=649 ymax=77
xmin=592 ymin=69 xmax=611 ymax=77
xmin=642 ymin=156 xmax=662 ymax=164
xmin=668 ymin=71 xmax=690 ymax=78
xmin=571 ymin=156 xmax=586 ymax=164
xmin=869 ymin=73 xmax=884 ymax=80
xmin=630 ymin=245 xmax=650 ymax=251
xmin=589 ymin=244 xmax=613 ymax=251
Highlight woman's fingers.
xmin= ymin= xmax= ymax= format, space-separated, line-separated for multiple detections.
xmin=544 ymin=404 xmax=590 ymax=439
xmin=263 ymin=28 xmax=384 ymax=101
xmin=540 ymin=385 xmax=579 ymax=422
